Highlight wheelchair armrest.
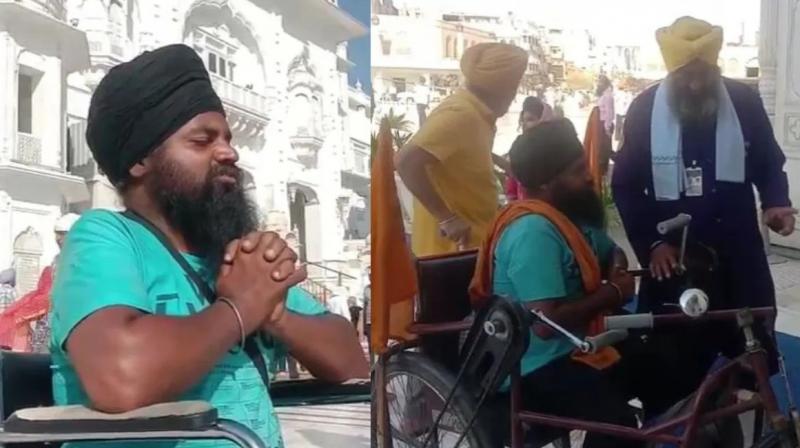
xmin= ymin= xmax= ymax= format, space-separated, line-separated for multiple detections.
xmin=4 ymin=400 xmax=217 ymax=434
xmin=270 ymin=378 xmax=371 ymax=407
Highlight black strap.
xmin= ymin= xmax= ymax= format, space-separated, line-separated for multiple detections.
xmin=122 ymin=210 xmax=272 ymax=391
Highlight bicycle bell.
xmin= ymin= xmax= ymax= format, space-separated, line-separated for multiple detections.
xmin=679 ymin=288 xmax=710 ymax=317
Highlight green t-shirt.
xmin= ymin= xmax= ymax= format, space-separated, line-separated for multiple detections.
xmin=50 ymin=209 xmax=328 ymax=448
xmin=492 ymin=214 xmax=616 ymax=378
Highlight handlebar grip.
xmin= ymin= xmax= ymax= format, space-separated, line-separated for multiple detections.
xmin=656 ymin=213 xmax=692 ymax=235
xmin=605 ymin=313 xmax=654 ymax=330
xmin=585 ymin=330 xmax=629 ymax=353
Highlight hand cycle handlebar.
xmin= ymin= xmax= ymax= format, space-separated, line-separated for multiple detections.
xmin=528 ymin=307 xmax=776 ymax=354
xmin=605 ymin=307 xmax=776 ymax=330
xmin=657 ymin=213 xmax=692 ymax=235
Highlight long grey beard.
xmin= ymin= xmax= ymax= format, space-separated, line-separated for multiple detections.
xmin=677 ymin=96 xmax=719 ymax=126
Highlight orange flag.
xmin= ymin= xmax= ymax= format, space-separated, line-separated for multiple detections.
xmin=370 ymin=119 xmax=418 ymax=355
xmin=583 ymin=106 xmax=604 ymax=195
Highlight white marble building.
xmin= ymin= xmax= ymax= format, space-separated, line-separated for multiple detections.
xmin=761 ymin=0 xmax=800 ymax=251
xmin=0 ymin=0 xmax=370 ymax=297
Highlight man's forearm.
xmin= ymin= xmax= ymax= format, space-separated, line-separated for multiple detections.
xmin=69 ymin=303 xmax=243 ymax=412
xmin=396 ymin=151 xmax=452 ymax=220
xmin=266 ymin=312 xmax=369 ymax=382
xmin=528 ymin=287 xmax=619 ymax=339
xmin=492 ymin=153 xmax=511 ymax=174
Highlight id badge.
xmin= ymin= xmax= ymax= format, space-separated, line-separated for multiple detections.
xmin=685 ymin=167 xmax=703 ymax=197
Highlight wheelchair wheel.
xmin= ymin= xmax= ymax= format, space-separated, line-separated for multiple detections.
xmin=378 ymin=351 xmax=493 ymax=448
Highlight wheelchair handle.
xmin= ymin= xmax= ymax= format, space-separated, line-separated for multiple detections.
xmin=583 ymin=330 xmax=630 ymax=353
xmin=657 ymin=213 xmax=692 ymax=236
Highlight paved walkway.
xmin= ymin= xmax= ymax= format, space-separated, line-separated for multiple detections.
xmin=278 ymin=403 xmax=370 ymax=447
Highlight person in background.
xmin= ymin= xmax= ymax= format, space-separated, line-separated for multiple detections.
xmin=414 ymin=76 xmax=431 ymax=126
xmin=614 ymin=88 xmax=633 ymax=144
xmin=596 ymin=74 xmax=615 ymax=174
xmin=0 ymin=267 xmax=15 ymax=313
xmin=348 ymin=293 xmax=364 ymax=332
xmin=327 ymin=286 xmax=352 ymax=321
xmin=396 ymin=42 xmax=528 ymax=256
xmin=612 ymin=16 xmax=795 ymax=418
xmin=505 ymin=96 xmax=553 ymax=201
xmin=0 ymin=213 xmax=79 ymax=352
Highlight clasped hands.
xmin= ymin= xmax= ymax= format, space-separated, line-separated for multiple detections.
xmin=215 ymin=231 xmax=306 ymax=336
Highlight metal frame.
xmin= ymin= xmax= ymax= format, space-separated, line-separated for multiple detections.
xmin=0 ymin=419 xmax=265 ymax=447
xmin=377 ymin=310 xmax=795 ymax=448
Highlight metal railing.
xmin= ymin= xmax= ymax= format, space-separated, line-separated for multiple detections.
xmin=306 ymin=261 xmax=357 ymax=287
xmin=299 ymin=277 xmax=332 ymax=305
xmin=209 ymin=74 xmax=269 ymax=118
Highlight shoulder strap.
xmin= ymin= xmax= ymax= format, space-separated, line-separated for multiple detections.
xmin=121 ymin=210 xmax=272 ymax=391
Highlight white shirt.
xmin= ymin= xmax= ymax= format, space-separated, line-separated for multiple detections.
xmin=327 ymin=294 xmax=351 ymax=320
xmin=598 ymin=87 xmax=615 ymax=136
xmin=414 ymin=85 xmax=430 ymax=105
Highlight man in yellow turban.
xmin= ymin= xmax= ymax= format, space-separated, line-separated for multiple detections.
xmin=612 ymin=16 xmax=795 ymax=419
xmin=395 ymin=42 xmax=528 ymax=256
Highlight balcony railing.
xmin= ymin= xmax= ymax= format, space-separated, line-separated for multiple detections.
xmin=17 ymin=0 xmax=66 ymax=21
xmin=15 ymin=132 xmax=42 ymax=166
xmin=209 ymin=74 xmax=269 ymax=118
xmin=299 ymin=277 xmax=331 ymax=305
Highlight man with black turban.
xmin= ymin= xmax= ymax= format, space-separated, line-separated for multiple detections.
xmin=50 ymin=44 xmax=367 ymax=447
xmin=469 ymin=119 xmax=642 ymax=448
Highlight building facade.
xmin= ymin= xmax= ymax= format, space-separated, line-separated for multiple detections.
xmin=0 ymin=0 xmax=370 ymax=297
xmin=761 ymin=0 xmax=800 ymax=250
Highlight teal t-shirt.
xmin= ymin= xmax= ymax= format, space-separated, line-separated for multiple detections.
xmin=492 ymin=214 xmax=616 ymax=378
xmin=50 ymin=209 xmax=328 ymax=448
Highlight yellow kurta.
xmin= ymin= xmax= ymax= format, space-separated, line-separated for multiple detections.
xmin=410 ymin=88 xmax=498 ymax=257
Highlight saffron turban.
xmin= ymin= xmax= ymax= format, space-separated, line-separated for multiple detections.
xmin=460 ymin=42 xmax=528 ymax=94
xmin=656 ymin=16 xmax=723 ymax=73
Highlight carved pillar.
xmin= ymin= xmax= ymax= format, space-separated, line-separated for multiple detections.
xmin=759 ymin=0 xmax=791 ymax=257
xmin=759 ymin=0 xmax=779 ymax=119
xmin=13 ymin=227 xmax=43 ymax=296
xmin=0 ymin=33 xmax=16 ymax=164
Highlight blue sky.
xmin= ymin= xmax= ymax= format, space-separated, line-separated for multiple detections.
xmin=340 ymin=0 xmax=371 ymax=94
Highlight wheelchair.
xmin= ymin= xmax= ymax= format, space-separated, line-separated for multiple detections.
xmin=0 ymin=350 xmax=370 ymax=447
xmin=372 ymin=214 xmax=800 ymax=448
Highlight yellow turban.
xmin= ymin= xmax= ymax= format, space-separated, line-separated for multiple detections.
xmin=460 ymin=42 xmax=529 ymax=94
xmin=656 ymin=16 xmax=723 ymax=73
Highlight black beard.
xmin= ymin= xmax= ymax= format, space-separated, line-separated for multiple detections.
xmin=671 ymin=85 xmax=719 ymax=127
xmin=148 ymin=158 xmax=258 ymax=268
xmin=550 ymin=186 xmax=606 ymax=229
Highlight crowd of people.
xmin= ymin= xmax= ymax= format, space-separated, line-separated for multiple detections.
xmin=394 ymin=16 xmax=796 ymax=447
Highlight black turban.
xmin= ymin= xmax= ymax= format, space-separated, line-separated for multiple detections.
xmin=86 ymin=44 xmax=225 ymax=185
xmin=509 ymin=118 xmax=584 ymax=191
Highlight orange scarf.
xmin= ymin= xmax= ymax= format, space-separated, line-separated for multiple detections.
xmin=583 ymin=106 xmax=604 ymax=195
xmin=469 ymin=200 xmax=619 ymax=369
